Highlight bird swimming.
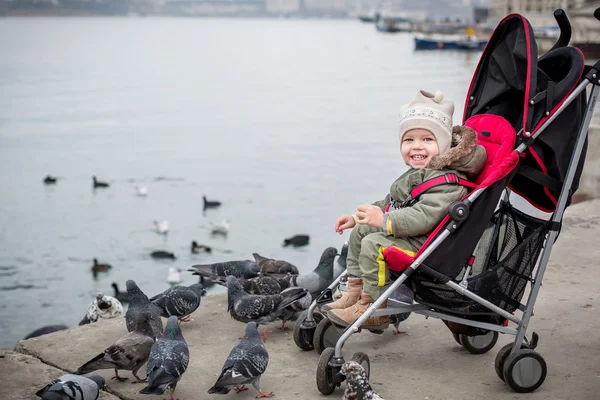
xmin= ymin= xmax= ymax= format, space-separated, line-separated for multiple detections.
xmin=111 ymin=282 xmax=129 ymax=303
xmin=282 ymin=234 xmax=310 ymax=247
xmin=166 ymin=267 xmax=182 ymax=285
xmin=151 ymin=251 xmax=176 ymax=260
xmin=203 ymin=195 xmax=222 ymax=210
xmin=135 ymin=185 xmax=148 ymax=196
xmin=43 ymin=175 xmax=57 ymax=184
xmin=92 ymin=176 xmax=109 ymax=188
xmin=191 ymin=241 xmax=212 ymax=254
xmin=154 ymin=220 xmax=169 ymax=234
xmin=91 ymin=258 xmax=112 ymax=273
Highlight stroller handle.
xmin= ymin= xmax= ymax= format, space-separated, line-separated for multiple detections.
xmin=549 ymin=9 xmax=571 ymax=51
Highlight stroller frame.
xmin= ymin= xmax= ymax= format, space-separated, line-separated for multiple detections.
xmin=295 ymin=8 xmax=600 ymax=396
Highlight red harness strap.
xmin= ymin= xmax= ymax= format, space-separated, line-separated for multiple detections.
xmin=410 ymin=173 xmax=477 ymax=199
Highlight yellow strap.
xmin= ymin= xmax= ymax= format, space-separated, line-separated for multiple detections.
xmin=377 ymin=246 xmax=416 ymax=287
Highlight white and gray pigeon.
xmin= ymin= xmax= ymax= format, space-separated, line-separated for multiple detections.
xmin=252 ymin=253 xmax=299 ymax=275
xmin=139 ymin=316 xmax=189 ymax=400
xmin=125 ymin=280 xmax=163 ymax=338
xmin=75 ymin=308 xmax=156 ymax=382
xmin=149 ymin=283 xmax=204 ymax=322
xmin=341 ymin=361 xmax=384 ymax=400
xmin=333 ymin=242 xmax=349 ymax=279
xmin=207 ymin=321 xmax=273 ymax=398
xmin=188 ymin=260 xmax=260 ymax=282
xmin=79 ymin=293 xmax=124 ymax=326
xmin=36 ymin=374 xmax=105 ymax=400
xmin=284 ymin=247 xmax=338 ymax=299
xmin=226 ymin=275 xmax=308 ymax=340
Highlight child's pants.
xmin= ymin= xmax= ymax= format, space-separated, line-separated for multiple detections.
xmin=347 ymin=224 xmax=421 ymax=300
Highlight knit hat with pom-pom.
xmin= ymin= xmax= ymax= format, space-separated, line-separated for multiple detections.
xmin=399 ymin=90 xmax=454 ymax=154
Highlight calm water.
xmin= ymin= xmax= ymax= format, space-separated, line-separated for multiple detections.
xmin=0 ymin=17 xmax=483 ymax=349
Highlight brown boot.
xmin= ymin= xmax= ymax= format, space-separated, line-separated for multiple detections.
xmin=321 ymin=278 xmax=362 ymax=312
xmin=328 ymin=292 xmax=389 ymax=330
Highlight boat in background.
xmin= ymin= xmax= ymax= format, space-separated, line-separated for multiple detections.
xmin=375 ymin=13 xmax=411 ymax=33
xmin=414 ymin=26 xmax=487 ymax=50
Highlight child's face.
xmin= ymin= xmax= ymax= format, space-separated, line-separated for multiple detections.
xmin=401 ymin=128 xmax=440 ymax=169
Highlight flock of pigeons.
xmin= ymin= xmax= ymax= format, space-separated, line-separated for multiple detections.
xmin=34 ymin=244 xmax=389 ymax=400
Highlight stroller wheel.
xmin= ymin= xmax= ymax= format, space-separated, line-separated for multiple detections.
xmin=314 ymin=317 xmax=342 ymax=355
xmin=459 ymin=331 xmax=499 ymax=354
xmin=494 ymin=342 xmax=529 ymax=381
xmin=293 ymin=310 xmax=324 ymax=351
xmin=316 ymin=347 xmax=341 ymax=395
xmin=502 ymin=349 xmax=547 ymax=393
xmin=351 ymin=352 xmax=371 ymax=380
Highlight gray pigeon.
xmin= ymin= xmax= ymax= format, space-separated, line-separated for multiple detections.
xmin=207 ymin=321 xmax=273 ymax=398
xmin=333 ymin=242 xmax=349 ymax=279
xmin=214 ymin=275 xmax=289 ymax=296
xmin=75 ymin=309 xmax=156 ymax=382
xmin=226 ymin=275 xmax=308 ymax=340
xmin=188 ymin=260 xmax=260 ymax=282
xmin=149 ymin=283 xmax=204 ymax=322
xmin=389 ymin=284 xmax=413 ymax=335
xmin=125 ymin=280 xmax=163 ymax=338
xmin=36 ymin=374 xmax=105 ymax=400
xmin=341 ymin=361 xmax=384 ymax=400
xmin=139 ymin=316 xmax=189 ymax=400
xmin=285 ymin=247 xmax=338 ymax=298
xmin=277 ymin=289 xmax=312 ymax=330
xmin=252 ymin=253 xmax=299 ymax=275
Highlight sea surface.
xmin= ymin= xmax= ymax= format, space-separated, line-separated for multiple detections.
xmin=0 ymin=17 xmax=492 ymax=349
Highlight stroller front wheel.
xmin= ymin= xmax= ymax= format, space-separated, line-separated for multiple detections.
xmin=316 ymin=347 xmax=342 ymax=395
xmin=502 ymin=349 xmax=547 ymax=393
xmin=459 ymin=331 xmax=499 ymax=354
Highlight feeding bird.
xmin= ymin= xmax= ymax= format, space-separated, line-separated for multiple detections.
xmin=191 ymin=241 xmax=212 ymax=254
xmin=282 ymin=234 xmax=310 ymax=247
xmin=154 ymin=220 xmax=169 ymax=234
xmin=226 ymin=275 xmax=308 ymax=339
xmin=75 ymin=309 xmax=156 ymax=382
xmin=79 ymin=293 xmax=123 ymax=326
xmin=188 ymin=260 xmax=260 ymax=282
xmin=208 ymin=321 xmax=273 ymax=398
xmin=203 ymin=195 xmax=222 ymax=210
xmin=341 ymin=361 xmax=384 ymax=400
xmin=125 ymin=280 xmax=164 ymax=339
xmin=36 ymin=374 xmax=105 ymax=400
xmin=139 ymin=316 xmax=189 ymax=400
xmin=389 ymin=284 xmax=413 ymax=335
xmin=92 ymin=176 xmax=109 ymax=188
xmin=281 ymin=247 xmax=338 ymax=299
xmin=150 ymin=283 xmax=205 ymax=322
xmin=334 ymin=242 xmax=349 ymax=279
xmin=252 ymin=253 xmax=299 ymax=275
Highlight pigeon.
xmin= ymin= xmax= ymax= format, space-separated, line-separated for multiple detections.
xmin=139 ymin=316 xmax=189 ymax=400
xmin=213 ymin=275 xmax=289 ymax=296
xmin=208 ymin=321 xmax=273 ymax=398
xmin=188 ymin=260 xmax=260 ymax=282
xmin=36 ymin=374 xmax=105 ymax=400
xmin=283 ymin=247 xmax=338 ymax=299
xmin=341 ymin=361 xmax=384 ymax=400
xmin=91 ymin=258 xmax=111 ymax=272
xmin=79 ymin=293 xmax=124 ymax=326
xmin=150 ymin=283 xmax=204 ymax=322
xmin=389 ymin=284 xmax=413 ymax=335
xmin=277 ymin=289 xmax=312 ymax=330
xmin=282 ymin=234 xmax=310 ymax=247
xmin=334 ymin=242 xmax=349 ymax=279
xmin=125 ymin=280 xmax=164 ymax=338
xmin=76 ymin=309 xmax=156 ymax=382
xmin=191 ymin=241 xmax=212 ymax=254
xmin=226 ymin=275 xmax=308 ymax=340
xmin=92 ymin=176 xmax=109 ymax=188
xmin=23 ymin=324 xmax=68 ymax=340
xmin=43 ymin=175 xmax=57 ymax=184
xmin=203 ymin=195 xmax=222 ymax=209
xmin=111 ymin=282 xmax=129 ymax=303
xmin=252 ymin=253 xmax=299 ymax=275
xmin=150 ymin=251 xmax=176 ymax=259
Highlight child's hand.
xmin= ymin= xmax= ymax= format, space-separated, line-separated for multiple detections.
xmin=334 ymin=215 xmax=355 ymax=234
xmin=356 ymin=204 xmax=384 ymax=229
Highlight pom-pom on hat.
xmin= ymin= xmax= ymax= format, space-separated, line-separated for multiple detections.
xmin=399 ymin=90 xmax=454 ymax=154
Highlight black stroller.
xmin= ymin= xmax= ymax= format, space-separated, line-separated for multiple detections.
xmin=292 ymin=8 xmax=600 ymax=394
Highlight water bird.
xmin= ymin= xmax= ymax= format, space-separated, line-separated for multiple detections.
xmin=154 ymin=220 xmax=169 ymax=234
xmin=111 ymin=282 xmax=129 ymax=303
xmin=282 ymin=234 xmax=310 ymax=247
xmin=203 ymin=195 xmax=222 ymax=210
xmin=43 ymin=175 xmax=57 ymax=184
xmin=210 ymin=220 xmax=230 ymax=235
xmin=150 ymin=251 xmax=176 ymax=260
xmin=91 ymin=258 xmax=112 ymax=273
xmin=191 ymin=241 xmax=212 ymax=254
xmin=92 ymin=176 xmax=109 ymax=188
xmin=37 ymin=374 xmax=105 ymax=400
xmin=23 ymin=324 xmax=68 ymax=340
xmin=135 ymin=185 xmax=148 ymax=196
xmin=166 ymin=266 xmax=182 ymax=285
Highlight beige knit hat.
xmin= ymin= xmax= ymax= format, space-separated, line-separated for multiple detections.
xmin=399 ymin=90 xmax=454 ymax=154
